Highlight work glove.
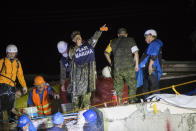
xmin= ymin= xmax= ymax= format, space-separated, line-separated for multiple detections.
xmin=100 ymin=24 xmax=108 ymax=31
xmin=22 ymin=87 xmax=28 ymax=94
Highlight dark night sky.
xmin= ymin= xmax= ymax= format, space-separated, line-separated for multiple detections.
xmin=1 ymin=0 xmax=196 ymax=75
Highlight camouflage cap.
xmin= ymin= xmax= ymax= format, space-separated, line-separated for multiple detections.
xmin=71 ymin=30 xmax=81 ymax=39
xmin=117 ymin=28 xmax=127 ymax=34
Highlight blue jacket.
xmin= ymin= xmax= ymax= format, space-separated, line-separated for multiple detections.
xmin=136 ymin=39 xmax=163 ymax=88
xmin=184 ymin=88 xmax=196 ymax=96
xmin=61 ymin=56 xmax=71 ymax=77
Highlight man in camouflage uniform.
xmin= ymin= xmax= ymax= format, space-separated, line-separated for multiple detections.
xmin=104 ymin=27 xmax=139 ymax=104
xmin=68 ymin=24 xmax=108 ymax=110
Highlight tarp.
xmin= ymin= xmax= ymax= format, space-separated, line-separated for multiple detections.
xmin=147 ymin=94 xmax=196 ymax=109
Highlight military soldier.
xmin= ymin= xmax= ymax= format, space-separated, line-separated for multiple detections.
xmin=68 ymin=24 xmax=108 ymax=109
xmin=104 ymin=27 xmax=139 ymax=104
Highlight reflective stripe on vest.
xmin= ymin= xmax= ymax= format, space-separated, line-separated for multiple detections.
xmin=32 ymin=86 xmax=52 ymax=115
xmin=37 ymin=107 xmax=52 ymax=115
xmin=37 ymin=103 xmax=51 ymax=109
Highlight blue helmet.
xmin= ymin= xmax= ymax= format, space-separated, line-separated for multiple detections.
xmin=17 ymin=115 xmax=30 ymax=127
xmin=52 ymin=112 xmax=64 ymax=125
xmin=83 ymin=109 xmax=97 ymax=123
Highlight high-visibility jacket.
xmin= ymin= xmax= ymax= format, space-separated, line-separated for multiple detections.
xmin=0 ymin=57 xmax=27 ymax=88
xmin=32 ymin=86 xmax=52 ymax=115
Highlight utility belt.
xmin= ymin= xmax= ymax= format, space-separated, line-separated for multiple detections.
xmin=0 ymin=83 xmax=16 ymax=96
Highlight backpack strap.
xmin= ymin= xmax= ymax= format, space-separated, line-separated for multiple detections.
xmin=16 ymin=59 xmax=20 ymax=68
xmin=16 ymin=59 xmax=20 ymax=77
xmin=0 ymin=58 xmax=6 ymax=74
xmin=0 ymin=58 xmax=20 ymax=86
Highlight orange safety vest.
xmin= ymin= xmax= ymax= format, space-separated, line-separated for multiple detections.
xmin=32 ymin=86 xmax=52 ymax=115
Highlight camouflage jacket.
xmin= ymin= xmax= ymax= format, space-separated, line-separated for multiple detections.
xmin=111 ymin=36 xmax=136 ymax=71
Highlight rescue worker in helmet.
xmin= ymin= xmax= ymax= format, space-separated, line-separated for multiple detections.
xmin=68 ymin=24 xmax=108 ymax=110
xmin=136 ymin=29 xmax=163 ymax=100
xmin=27 ymin=75 xmax=59 ymax=116
xmin=83 ymin=108 xmax=104 ymax=131
xmin=57 ymin=41 xmax=71 ymax=104
xmin=48 ymin=112 xmax=65 ymax=131
xmin=0 ymin=44 xmax=28 ymax=121
xmin=17 ymin=114 xmax=36 ymax=131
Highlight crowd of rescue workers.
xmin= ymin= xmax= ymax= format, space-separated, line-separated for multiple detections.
xmin=0 ymin=24 xmax=164 ymax=130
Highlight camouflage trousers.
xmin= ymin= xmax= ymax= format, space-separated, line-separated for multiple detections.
xmin=113 ymin=68 xmax=137 ymax=104
xmin=74 ymin=92 xmax=91 ymax=110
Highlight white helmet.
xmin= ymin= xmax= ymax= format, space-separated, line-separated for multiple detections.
xmin=6 ymin=44 xmax=18 ymax=53
xmin=102 ymin=66 xmax=112 ymax=78
xmin=144 ymin=29 xmax=157 ymax=37
xmin=57 ymin=41 xmax=68 ymax=54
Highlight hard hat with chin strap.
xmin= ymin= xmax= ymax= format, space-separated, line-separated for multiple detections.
xmin=83 ymin=109 xmax=97 ymax=123
xmin=6 ymin=44 xmax=18 ymax=53
xmin=34 ymin=75 xmax=45 ymax=86
xmin=144 ymin=29 xmax=157 ymax=37
xmin=17 ymin=115 xmax=30 ymax=127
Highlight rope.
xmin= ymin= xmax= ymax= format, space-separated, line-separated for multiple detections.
xmin=4 ymin=79 xmax=195 ymax=122
xmin=171 ymin=85 xmax=181 ymax=95
xmin=64 ymin=79 xmax=196 ymax=114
